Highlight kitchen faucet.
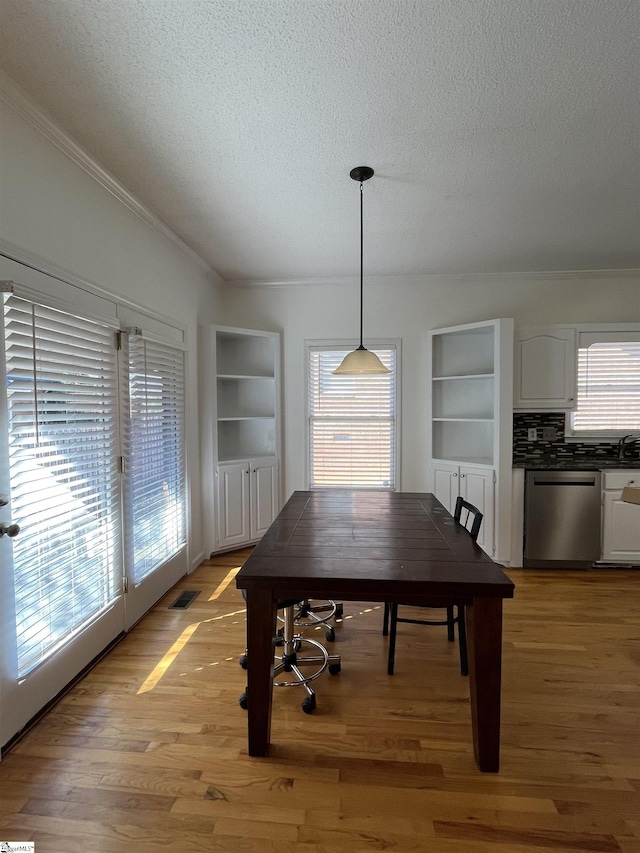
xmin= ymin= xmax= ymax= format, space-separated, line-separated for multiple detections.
xmin=617 ymin=434 xmax=640 ymax=460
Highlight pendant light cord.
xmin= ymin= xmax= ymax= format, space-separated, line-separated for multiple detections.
xmin=358 ymin=179 xmax=364 ymax=349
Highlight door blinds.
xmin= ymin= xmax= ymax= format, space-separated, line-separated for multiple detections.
xmin=3 ymin=294 xmax=120 ymax=677
xmin=308 ymin=346 xmax=397 ymax=489
xmin=124 ymin=333 xmax=186 ymax=585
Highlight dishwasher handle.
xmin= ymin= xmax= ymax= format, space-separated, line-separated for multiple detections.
xmin=532 ymin=478 xmax=598 ymax=486
xmin=529 ymin=471 xmax=599 ymax=487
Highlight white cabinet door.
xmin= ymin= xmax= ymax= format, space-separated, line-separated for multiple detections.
xmin=430 ymin=462 xmax=495 ymax=555
xmin=514 ymin=327 xmax=577 ymax=409
xmin=250 ymin=458 xmax=278 ymax=540
xmin=460 ymin=466 xmax=495 ymax=555
xmin=216 ymin=462 xmax=250 ymax=549
xmin=602 ymin=491 xmax=640 ymax=563
xmin=430 ymin=462 xmax=460 ymax=514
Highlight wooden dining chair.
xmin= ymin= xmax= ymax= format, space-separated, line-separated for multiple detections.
xmin=383 ymin=496 xmax=483 ymax=677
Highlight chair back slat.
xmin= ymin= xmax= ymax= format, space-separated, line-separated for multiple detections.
xmin=453 ymin=496 xmax=483 ymax=542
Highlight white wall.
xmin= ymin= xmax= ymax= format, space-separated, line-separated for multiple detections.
xmin=0 ymin=91 xmax=224 ymax=568
xmin=215 ymin=273 xmax=640 ymax=500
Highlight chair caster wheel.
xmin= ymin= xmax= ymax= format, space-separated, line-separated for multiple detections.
xmin=301 ymin=695 xmax=316 ymax=714
xmin=325 ymin=627 xmax=335 ymax=642
xmin=239 ymin=655 xmax=248 ymax=670
xmin=239 ymin=691 xmax=247 ymax=710
xmin=328 ymin=663 xmax=341 ymax=675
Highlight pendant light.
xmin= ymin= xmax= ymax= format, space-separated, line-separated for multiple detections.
xmin=332 ymin=166 xmax=391 ymax=375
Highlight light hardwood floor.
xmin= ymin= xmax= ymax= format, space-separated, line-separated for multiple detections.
xmin=0 ymin=550 xmax=639 ymax=852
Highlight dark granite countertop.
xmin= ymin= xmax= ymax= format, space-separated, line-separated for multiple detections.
xmin=513 ymin=456 xmax=640 ymax=470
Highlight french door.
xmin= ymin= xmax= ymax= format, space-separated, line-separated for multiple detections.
xmin=0 ymin=261 xmax=188 ymax=749
xmin=120 ymin=329 xmax=187 ymax=628
xmin=0 ymin=284 xmax=125 ymax=746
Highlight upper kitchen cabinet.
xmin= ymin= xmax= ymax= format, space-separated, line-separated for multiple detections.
xmin=201 ymin=325 xmax=281 ymax=555
xmin=428 ymin=318 xmax=513 ymax=562
xmin=514 ymin=326 xmax=577 ymax=410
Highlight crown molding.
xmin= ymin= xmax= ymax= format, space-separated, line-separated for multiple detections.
xmin=0 ymin=237 xmax=202 ymax=339
xmin=0 ymin=70 xmax=213 ymax=275
xmin=226 ymin=268 xmax=640 ymax=288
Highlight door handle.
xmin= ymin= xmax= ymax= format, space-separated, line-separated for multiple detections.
xmin=0 ymin=522 xmax=20 ymax=538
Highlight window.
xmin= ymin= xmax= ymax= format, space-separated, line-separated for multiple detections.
xmin=567 ymin=333 xmax=640 ymax=438
xmin=3 ymin=294 xmax=121 ymax=677
xmin=308 ymin=344 xmax=398 ymax=489
xmin=124 ymin=332 xmax=186 ymax=585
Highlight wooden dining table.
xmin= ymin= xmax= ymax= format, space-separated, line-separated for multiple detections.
xmin=236 ymin=489 xmax=515 ymax=772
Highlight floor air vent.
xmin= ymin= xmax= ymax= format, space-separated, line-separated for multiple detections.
xmin=169 ymin=590 xmax=200 ymax=609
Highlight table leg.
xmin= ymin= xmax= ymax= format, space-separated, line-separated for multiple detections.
xmin=466 ymin=596 xmax=504 ymax=772
xmin=245 ymin=587 xmax=277 ymax=756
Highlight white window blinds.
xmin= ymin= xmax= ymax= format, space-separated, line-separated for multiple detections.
xmin=570 ymin=340 xmax=640 ymax=433
xmin=3 ymin=294 xmax=120 ymax=677
xmin=308 ymin=346 xmax=397 ymax=489
xmin=124 ymin=333 xmax=186 ymax=584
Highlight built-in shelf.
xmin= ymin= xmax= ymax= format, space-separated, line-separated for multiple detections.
xmin=428 ymin=318 xmax=514 ymax=563
xmin=432 ymin=373 xmax=494 ymax=381
xmin=431 ymin=455 xmax=494 ymax=467
xmin=202 ymin=325 xmax=281 ymax=555
xmin=218 ymin=416 xmax=274 ymax=422
xmin=218 ymin=373 xmax=274 ymax=380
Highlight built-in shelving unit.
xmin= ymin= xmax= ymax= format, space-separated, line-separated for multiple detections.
xmin=201 ymin=325 xmax=281 ymax=554
xmin=427 ymin=318 xmax=513 ymax=562
xmin=214 ymin=330 xmax=278 ymax=462
xmin=430 ymin=324 xmax=500 ymax=466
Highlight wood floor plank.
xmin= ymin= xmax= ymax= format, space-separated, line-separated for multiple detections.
xmin=1 ymin=557 xmax=639 ymax=852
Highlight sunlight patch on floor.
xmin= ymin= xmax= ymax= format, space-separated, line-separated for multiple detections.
xmin=137 ymin=606 xmax=246 ymax=694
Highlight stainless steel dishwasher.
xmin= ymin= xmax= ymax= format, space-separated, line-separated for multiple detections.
xmin=524 ymin=470 xmax=602 ymax=564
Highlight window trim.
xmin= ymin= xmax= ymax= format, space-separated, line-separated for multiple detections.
xmin=564 ymin=324 xmax=640 ymax=442
xmin=305 ymin=338 xmax=401 ymax=491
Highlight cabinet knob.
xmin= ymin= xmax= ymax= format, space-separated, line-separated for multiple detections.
xmin=568 ymin=397 xmax=574 ymax=401
xmin=460 ymin=473 xmax=465 ymax=478
xmin=453 ymin=472 xmax=458 ymax=478
xmin=0 ymin=522 xmax=20 ymax=538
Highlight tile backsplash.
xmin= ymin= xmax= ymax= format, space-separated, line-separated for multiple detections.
xmin=512 ymin=412 xmax=638 ymax=462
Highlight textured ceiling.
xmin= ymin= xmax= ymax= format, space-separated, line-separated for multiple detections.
xmin=0 ymin=0 xmax=638 ymax=282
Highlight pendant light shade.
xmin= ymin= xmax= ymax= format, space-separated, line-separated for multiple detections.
xmin=332 ymin=345 xmax=390 ymax=375
xmin=333 ymin=167 xmax=390 ymax=376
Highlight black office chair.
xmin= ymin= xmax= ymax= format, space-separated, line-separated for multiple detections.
xmin=383 ymin=496 xmax=483 ymax=677
xmin=239 ymin=597 xmax=341 ymax=714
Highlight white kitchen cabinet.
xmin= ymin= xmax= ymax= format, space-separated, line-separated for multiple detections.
xmin=430 ymin=461 xmax=495 ymax=555
xmin=601 ymin=470 xmax=640 ymax=564
xmin=427 ymin=318 xmax=512 ymax=561
xmin=513 ymin=326 xmax=577 ymax=410
xmin=216 ymin=458 xmax=279 ymax=551
xmin=201 ymin=325 xmax=281 ymax=554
